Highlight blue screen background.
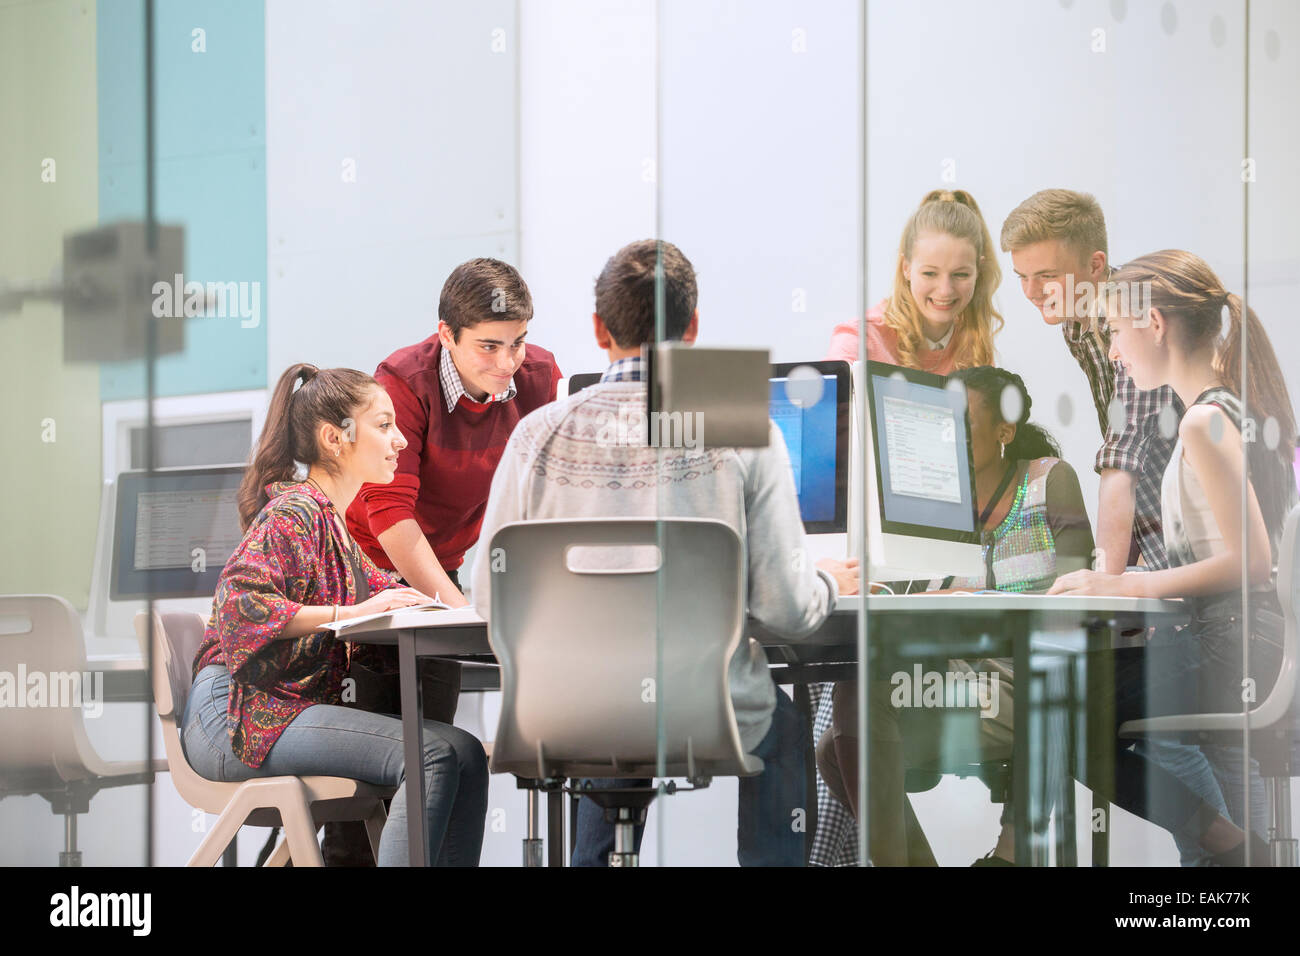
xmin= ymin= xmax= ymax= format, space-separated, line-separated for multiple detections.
xmin=770 ymin=375 xmax=838 ymax=524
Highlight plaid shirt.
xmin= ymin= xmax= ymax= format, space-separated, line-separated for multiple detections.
xmin=439 ymin=344 xmax=517 ymax=412
xmin=1061 ymin=318 xmax=1181 ymax=570
xmin=600 ymin=355 xmax=646 ymax=384
xmin=808 ymin=683 xmax=859 ymax=866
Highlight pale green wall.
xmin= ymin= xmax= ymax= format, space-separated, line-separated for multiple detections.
xmin=0 ymin=0 xmax=103 ymax=606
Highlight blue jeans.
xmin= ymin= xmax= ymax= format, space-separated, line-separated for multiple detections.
xmin=182 ymin=664 xmax=488 ymax=866
xmin=1133 ymin=738 xmax=1230 ymax=865
xmin=571 ymin=685 xmax=809 ymax=866
xmin=1098 ymin=599 xmax=1283 ymax=841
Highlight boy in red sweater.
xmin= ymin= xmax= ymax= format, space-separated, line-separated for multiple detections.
xmin=327 ymin=258 xmax=560 ymax=864
xmin=347 ymin=258 xmax=561 ymax=619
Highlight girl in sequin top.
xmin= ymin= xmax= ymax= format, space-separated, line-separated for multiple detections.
xmin=819 ymin=367 xmax=1093 ymax=865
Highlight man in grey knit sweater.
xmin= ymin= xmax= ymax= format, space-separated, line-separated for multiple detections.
xmin=473 ymin=239 xmax=859 ymax=865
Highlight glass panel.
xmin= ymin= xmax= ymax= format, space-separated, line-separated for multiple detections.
xmin=653 ymin=0 xmax=863 ymax=866
xmin=0 ymin=0 xmax=155 ymax=866
xmin=848 ymin=0 xmax=1292 ymax=869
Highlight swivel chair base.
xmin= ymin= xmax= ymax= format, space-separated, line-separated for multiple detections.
xmin=588 ymin=791 xmax=657 ymax=868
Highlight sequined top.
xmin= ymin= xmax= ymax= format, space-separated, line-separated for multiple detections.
xmin=192 ymin=481 xmax=398 ymax=768
xmin=947 ymin=457 xmax=1095 ymax=592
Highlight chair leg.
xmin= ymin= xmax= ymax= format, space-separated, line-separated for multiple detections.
xmin=59 ymin=812 xmax=81 ymax=868
xmin=189 ymin=791 xmax=258 ymax=867
xmin=279 ymin=783 xmax=324 ymax=867
xmin=263 ymin=835 xmax=292 ymax=867
xmin=363 ymin=802 xmax=387 ymax=864
xmin=1267 ymin=776 xmax=1298 ymax=868
xmin=569 ymin=789 xmax=580 ymax=863
xmin=523 ymin=785 xmax=544 ymax=867
xmin=609 ymin=808 xmax=639 ymax=867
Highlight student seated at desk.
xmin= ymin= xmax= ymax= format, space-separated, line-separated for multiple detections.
xmin=184 ymin=364 xmax=489 ymax=867
xmin=1049 ymin=250 xmax=1299 ymax=866
xmin=816 ymin=366 xmax=1094 ymax=865
xmin=472 ymin=239 xmax=860 ymax=867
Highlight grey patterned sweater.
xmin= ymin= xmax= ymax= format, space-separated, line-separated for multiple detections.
xmin=472 ymin=379 xmax=838 ymax=751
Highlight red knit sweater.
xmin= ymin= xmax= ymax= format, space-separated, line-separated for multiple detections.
xmin=346 ymin=336 xmax=561 ymax=573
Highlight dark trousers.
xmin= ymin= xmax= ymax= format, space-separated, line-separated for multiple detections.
xmin=571 ymin=685 xmax=810 ymax=866
xmin=1096 ymin=599 xmax=1284 ymax=835
xmin=321 ymin=569 xmax=464 ymax=866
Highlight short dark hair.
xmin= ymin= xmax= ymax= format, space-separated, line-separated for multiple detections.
xmin=438 ymin=258 xmax=534 ymax=341
xmin=593 ymin=240 xmax=697 ymax=349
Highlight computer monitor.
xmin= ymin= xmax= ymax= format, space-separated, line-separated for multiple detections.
xmin=566 ymin=372 xmax=601 ymax=395
xmin=855 ymin=361 xmax=983 ymax=579
xmin=109 ymin=466 xmax=246 ymax=601
xmin=769 ymin=361 xmax=849 ymax=533
xmin=564 ymin=362 xmax=850 ymax=535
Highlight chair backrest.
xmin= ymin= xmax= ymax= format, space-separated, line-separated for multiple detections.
xmin=1262 ymin=502 xmax=1300 ymax=728
xmin=133 ymin=611 xmax=208 ymax=724
xmin=0 ymin=594 xmax=94 ymax=783
xmin=134 ymin=610 xmax=218 ymax=804
xmin=485 ymin=518 xmax=761 ymax=781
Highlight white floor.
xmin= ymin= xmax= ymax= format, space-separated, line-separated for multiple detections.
xmin=4 ymin=689 xmax=1274 ymax=867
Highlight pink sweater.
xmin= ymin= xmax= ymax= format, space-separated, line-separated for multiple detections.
xmin=825 ymin=299 xmax=962 ymax=375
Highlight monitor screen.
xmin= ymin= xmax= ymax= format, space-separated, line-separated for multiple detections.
xmin=770 ymin=361 xmax=849 ymax=533
xmin=565 ymin=361 xmax=850 ymax=533
xmin=111 ymin=466 xmax=246 ymax=600
xmin=866 ymin=361 xmax=978 ymax=542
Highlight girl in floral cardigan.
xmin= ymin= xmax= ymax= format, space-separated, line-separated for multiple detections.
xmin=184 ymin=363 xmax=487 ymax=866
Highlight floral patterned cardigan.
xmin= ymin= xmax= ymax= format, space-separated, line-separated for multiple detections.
xmin=193 ymin=481 xmax=397 ymax=768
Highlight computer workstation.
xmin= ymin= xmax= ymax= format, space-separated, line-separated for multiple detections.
xmin=566 ymin=357 xmax=984 ymax=584
xmin=366 ymin=358 xmax=1183 ymax=866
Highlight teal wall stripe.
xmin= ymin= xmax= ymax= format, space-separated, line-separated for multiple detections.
xmin=98 ymin=0 xmax=267 ymax=399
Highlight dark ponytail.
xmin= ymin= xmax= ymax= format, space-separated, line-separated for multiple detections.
xmin=949 ymin=365 xmax=1061 ymax=462
xmin=237 ymin=363 xmax=380 ymax=530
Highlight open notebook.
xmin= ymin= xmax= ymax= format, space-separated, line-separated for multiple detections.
xmin=322 ymin=599 xmax=484 ymax=634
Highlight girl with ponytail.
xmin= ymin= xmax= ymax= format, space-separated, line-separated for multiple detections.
xmin=186 ymin=363 xmax=489 ymax=866
xmin=826 ymin=189 xmax=1004 ymax=373
xmin=1052 ymin=250 xmax=1297 ymax=599
xmin=1052 ymin=249 xmax=1299 ymax=864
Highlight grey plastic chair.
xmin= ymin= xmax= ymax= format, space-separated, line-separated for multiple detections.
xmin=0 ymin=594 xmax=164 ymax=865
xmin=137 ymin=610 xmax=394 ymax=866
xmin=485 ymin=518 xmax=763 ymax=866
xmin=1119 ymin=502 xmax=1300 ymax=866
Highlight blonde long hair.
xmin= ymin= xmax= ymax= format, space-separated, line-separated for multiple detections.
xmin=884 ymin=189 xmax=1002 ymax=370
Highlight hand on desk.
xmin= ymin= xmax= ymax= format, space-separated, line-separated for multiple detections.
xmin=1047 ymin=569 xmax=1129 ymax=597
xmin=817 ymin=558 xmax=861 ymax=596
xmin=343 ymin=587 xmax=439 ymax=620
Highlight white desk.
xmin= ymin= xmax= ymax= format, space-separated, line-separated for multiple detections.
xmin=341 ymin=593 xmax=1187 ymax=866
